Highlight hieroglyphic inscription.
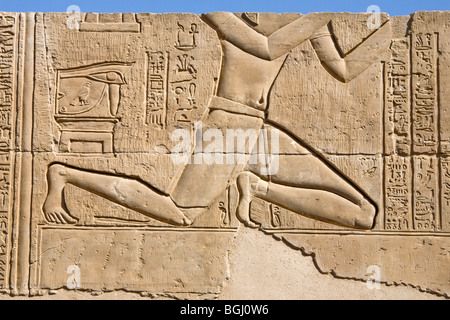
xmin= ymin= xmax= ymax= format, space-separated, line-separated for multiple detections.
xmin=168 ymin=22 xmax=199 ymax=126
xmin=385 ymin=156 xmax=412 ymax=231
xmin=146 ymin=51 xmax=169 ymax=129
xmin=175 ymin=22 xmax=198 ymax=51
xmin=412 ymin=33 xmax=439 ymax=154
xmin=384 ymin=31 xmax=443 ymax=232
xmin=0 ymin=15 xmax=15 ymax=151
xmin=411 ymin=32 xmax=440 ymax=231
xmin=0 ymin=155 xmax=10 ymax=269
xmin=270 ymin=204 xmax=282 ymax=228
xmin=442 ymin=159 xmax=450 ymax=232
xmin=385 ymin=39 xmax=411 ymax=156
xmin=218 ymin=187 xmax=232 ymax=228
xmin=413 ymin=156 xmax=439 ymax=231
xmin=384 ymin=39 xmax=412 ymax=231
xmin=0 ymin=14 xmax=15 ymax=288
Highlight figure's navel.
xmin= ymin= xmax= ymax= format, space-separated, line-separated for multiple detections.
xmin=248 ymin=90 xmax=267 ymax=110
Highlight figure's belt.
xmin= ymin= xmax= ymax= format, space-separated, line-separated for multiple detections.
xmin=209 ymin=96 xmax=265 ymax=119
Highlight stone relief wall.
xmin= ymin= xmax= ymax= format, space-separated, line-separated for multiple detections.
xmin=0 ymin=10 xmax=448 ymax=299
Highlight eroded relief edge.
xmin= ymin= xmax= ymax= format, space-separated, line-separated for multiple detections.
xmin=267 ymin=232 xmax=450 ymax=299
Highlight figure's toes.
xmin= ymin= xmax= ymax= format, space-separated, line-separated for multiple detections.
xmin=244 ymin=220 xmax=261 ymax=229
xmin=182 ymin=217 xmax=192 ymax=227
xmin=47 ymin=212 xmax=61 ymax=224
xmin=45 ymin=212 xmax=55 ymax=223
xmin=60 ymin=211 xmax=78 ymax=225
xmin=45 ymin=209 xmax=78 ymax=225
xmin=56 ymin=212 xmax=68 ymax=224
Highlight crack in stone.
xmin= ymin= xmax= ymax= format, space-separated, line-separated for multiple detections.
xmin=264 ymin=231 xmax=450 ymax=300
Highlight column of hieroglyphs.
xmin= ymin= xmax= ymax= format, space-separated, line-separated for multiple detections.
xmin=168 ymin=21 xmax=199 ymax=126
xmin=384 ymin=38 xmax=413 ymax=231
xmin=0 ymin=13 xmax=17 ymax=290
xmin=384 ymin=17 xmax=444 ymax=232
xmin=146 ymin=51 xmax=169 ymax=129
xmin=411 ymin=28 xmax=440 ymax=231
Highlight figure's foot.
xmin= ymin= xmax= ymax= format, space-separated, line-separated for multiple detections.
xmin=168 ymin=213 xmax=192 ymax=227
xmin=355 ymin=199 xmax=377 ymax=230
xmin=43 ymin=164 xmax=78 ymax=225
xmin=179 ymin=207 xmax=208 ymax=227
xmin=182 ymin=217 xmax=192 ymax=227
xmin=43 ymin=205 xmax=78 ymax=225
xmin=236 ymin=172 xmax=267 ymax=229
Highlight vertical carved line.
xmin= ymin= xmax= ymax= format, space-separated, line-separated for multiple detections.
xmin=434 ymin=33 xmax=440 ymax=231
xmin=0 ymin=13 xmax=19 ymax=293
xmin=382 ymin=61 xmax=387 ymax=230
xmin=226 ymin=186 xmax=231 ymax=228
xmin=143 ymin=50 xmax=148 ymax=126
xmin=7 ymin=13 xmax=20 ymax=293
xmin=16 ymin=12 xmax=35 ymax=296
xmin=9 ymin=12 xmax=23 ymax=296
xmin=407 ymin=34 xmax=414 ymax=230
xmin=164 ymin=51 xmax=169 ymax=129
xmin=409 ymin=33 xmax=416 ymax=231
xmin=409 ymin=37 xmax=416 ymax=230
xmin=436 ymin=32 xmax=442 ymax=231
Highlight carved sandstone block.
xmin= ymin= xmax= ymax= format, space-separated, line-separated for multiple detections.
xmin=0 ymin=11 xmax=449 ymax=299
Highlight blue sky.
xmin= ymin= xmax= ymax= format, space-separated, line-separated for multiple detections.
xmin=0 ymin=0 xmax=448 ymax=16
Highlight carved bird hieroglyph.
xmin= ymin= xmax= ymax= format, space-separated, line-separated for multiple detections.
xmin=70 ymin=81 xmax=91 ymax=106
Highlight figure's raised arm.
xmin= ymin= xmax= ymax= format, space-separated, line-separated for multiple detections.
xmin=310 ymin=21 xmax=391 ymax=83
xmin=201 ymin=12 xmax=335 ymax=61
xmin=201 ymin=12 xmax=271 ymax=60
xmin=267 ymin=13 xmax=335 ymax=60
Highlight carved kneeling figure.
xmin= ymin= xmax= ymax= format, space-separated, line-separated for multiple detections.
xmin=44 ymin=12 xmax=387 ymax=230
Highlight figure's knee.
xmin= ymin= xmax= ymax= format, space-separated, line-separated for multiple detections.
xmin=355 ymin=199 xmax=377 ymax=230
xmin=48 ymin=163 xmax=68 ymax=178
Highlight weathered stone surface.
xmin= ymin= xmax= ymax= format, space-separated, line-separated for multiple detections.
xmin=0 ymin=10 xmax=449 ymax=300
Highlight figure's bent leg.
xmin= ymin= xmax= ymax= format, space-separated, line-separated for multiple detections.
xmin=236 ymin=173 xmax=269 ymax=228
xmin=170 ymin=110 xmax=263 ymax=212
xmin=237 ymin=172 xmax=375 ymax=229
xmin=44 ymin=164 xmax=78 ymax=224
xmin=43 ymin=163 xmax=191 ymax=226
xmin=238 ymin=125 xmax=377 ymax=230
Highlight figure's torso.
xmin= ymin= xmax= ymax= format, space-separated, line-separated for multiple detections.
xmin=217 ymin=40 xmax=287 ymax=111
xmin=214 ymin=13 xmax=303 ymax=111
